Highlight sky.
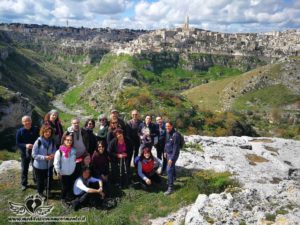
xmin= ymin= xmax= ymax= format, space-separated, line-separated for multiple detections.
xmin=0 ymin=0 xmax=299 ymax=33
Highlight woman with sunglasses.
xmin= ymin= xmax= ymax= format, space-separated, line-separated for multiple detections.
xmin=54 ymin=134 xmax=77 ymax=206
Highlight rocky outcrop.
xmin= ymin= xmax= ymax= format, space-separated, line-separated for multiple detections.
xmin=151 ymin=136 xmax=300 ymax=224
xmin=79 ymin=55 xmax=139 ymax=113
xmin=0 ymin=87 xmax=33 ymax=149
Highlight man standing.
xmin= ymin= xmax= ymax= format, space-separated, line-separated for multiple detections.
xmin=164 ymin=121 xmax=181 ymax=195
xmin=16 ymin=115 xmax=39 ymax=191
xmin=63 ymin=118 xmax=89 ymax=179
xmin=126 ymin=109 xmax=142 ymax=162
xmin=155 ymin=116 xmax=166 ymax=172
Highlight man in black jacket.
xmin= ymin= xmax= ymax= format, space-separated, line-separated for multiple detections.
xmin=164 ymin=121 xmax=180 ymax=195
xmin=16 ymin=115 xmax=39 ymax=191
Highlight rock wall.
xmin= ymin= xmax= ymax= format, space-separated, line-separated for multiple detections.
xmin=0 ymin=87 xmax=33 ymax=149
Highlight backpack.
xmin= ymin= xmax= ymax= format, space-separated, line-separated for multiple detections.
xmin=174 ymin=131 xmax=185 ymax=149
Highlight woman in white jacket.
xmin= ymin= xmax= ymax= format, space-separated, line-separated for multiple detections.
xmin=54 ymin=134 xmax=76 ymax=205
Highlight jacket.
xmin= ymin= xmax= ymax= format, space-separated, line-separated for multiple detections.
xmin=164 ymin=129 xmax=180 ymax=161
xmin=32 ymin=137 xmax=56 ymax=169
xmin=16 ymin=126 xmax=39 ymax=155
xmin=53 ymin=147 xmax=76 ymax=175
xmin=108 ymin=137 xmax=133 ymax=161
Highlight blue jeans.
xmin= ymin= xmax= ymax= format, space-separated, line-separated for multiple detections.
xmin=166 ymin=156 xmax=177 ymax=188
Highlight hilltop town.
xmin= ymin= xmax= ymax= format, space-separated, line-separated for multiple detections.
xmin=1 ymin=19 xmax=299 ymax=61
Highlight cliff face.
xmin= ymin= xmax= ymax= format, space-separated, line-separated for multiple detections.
xmin=0 ymin=86 xmax=34 ymax=149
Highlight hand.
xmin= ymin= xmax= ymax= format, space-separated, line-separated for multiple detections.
xmin=145 ymin=179 xmax=151 ymax=185
xmin=26 ymin=144 xmax=33 ymax=149
xmin=57 ymin=173 xmax=62 ymax=179
xmin=101 ymin=175 xmax=108 ymax=182
xmin=168 ymin=159 xmax=173 ymax=166
xmin=164 ymin=153 xmax=167 ymax=159
xmin=98 ymin=187 xmax=103 ymax=193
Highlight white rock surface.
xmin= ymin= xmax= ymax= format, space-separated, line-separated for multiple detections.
xmin=151 ymin=136 xmax=300 ymax=225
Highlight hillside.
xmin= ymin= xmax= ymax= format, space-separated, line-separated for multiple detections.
xmin=183 ymin=58 xmax=300 ymax=138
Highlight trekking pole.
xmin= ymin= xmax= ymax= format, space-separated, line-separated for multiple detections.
xmin=46 ymin=159 xmax=50 ymax=204
xmin=123 ymin=157 xmax=128 ymax=186
xmin=119 ymin=157 xmax=122 ymax=187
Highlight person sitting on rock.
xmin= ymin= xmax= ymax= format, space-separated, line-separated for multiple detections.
xmin=72 ymin=166 xmax=105 ymax=211
xmin=137 ymin=146 xmax=162 ymax=189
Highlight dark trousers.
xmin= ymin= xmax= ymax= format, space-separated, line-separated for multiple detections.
xmin=111 ymin=159 xmax=129 ymax=186
xmin=72 ymin=182 xmax=102 ymax=210
xmin=34 ymin=166 xmax=53 ymax=195
xmin=132 ymin=139 xmax=140 ymax=159
xmin=139 ymin=173 xmax=161 ymax=185
xmin=61 ymin=174 xmax=75 ymax=201
xmin=73 ymin=162 xmax=82 ymax=181
xmin=166 ymin=157 xmax=177 ymax=189
xmin=156 ymin=143 xmax=167 ymax=172
xmin=20 ymin=153 xmax=36 ymax=186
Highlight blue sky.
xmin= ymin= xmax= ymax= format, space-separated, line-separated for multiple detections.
xmin=0 ymin=0 xmax=299 ymax=33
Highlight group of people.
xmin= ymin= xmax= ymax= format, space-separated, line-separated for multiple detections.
xmin=16 ymin=109 xmax=182 ymax=210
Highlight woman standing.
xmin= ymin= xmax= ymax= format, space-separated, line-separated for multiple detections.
xmin=32 ymin=125 xmax=56 ymax=198
xmin=83 ymin=119 xmax=97 ymax=155
xmin=106 ymin=118 xmax=119 ymax=146
xmin=108 ymin=128 xmax=132 ymax=187
xmin=54 ymin=134 xmax=76 ymax=205
xmin=44 ymin=110 xmax=63 ymax=149
xmin=91 ymin=140 xmax=110 ymax=183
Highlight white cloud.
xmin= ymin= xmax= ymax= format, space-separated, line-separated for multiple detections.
xmin=0 ymin=0 xmax=299 ymax=32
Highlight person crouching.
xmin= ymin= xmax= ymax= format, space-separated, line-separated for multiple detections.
xmin=72 ymin=166 xmax=105 ymax=211
xmin=137 ymin=147 xmax=162 ymax=188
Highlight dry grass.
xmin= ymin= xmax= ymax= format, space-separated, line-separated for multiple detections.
xmin=250 ymin=139 xmax=274 ymax=143
xmin=264 ymin=146 xmax=279 ymax=155
xmin=245 ymin=154 xmax=269 ymax=165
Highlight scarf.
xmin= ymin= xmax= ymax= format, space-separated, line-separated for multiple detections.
xmin=59 ymin=145 xmax=72 ymax=158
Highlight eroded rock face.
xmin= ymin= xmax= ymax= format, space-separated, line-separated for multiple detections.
xmin=0 ymin=88 xmax=33 ymax=149
xmin=151 ymin=136 xmax=300 ymax=224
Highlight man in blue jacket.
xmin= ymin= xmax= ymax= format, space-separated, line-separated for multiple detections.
xmin=164 ymin=121 xmax=180 ymax=195
xmin=16 ymin=115 xmax=39 ymax=191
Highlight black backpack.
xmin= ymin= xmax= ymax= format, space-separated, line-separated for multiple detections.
xmin=173 ymin=131 xmax=185 ymax=149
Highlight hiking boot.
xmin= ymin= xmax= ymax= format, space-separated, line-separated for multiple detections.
xmin=164 ymin=187 xmax=173 ymax=196
xmin=61 ymin=199 xmax=71 ymax=209
xmin=21 ymin=185 xmax=27 ymax=191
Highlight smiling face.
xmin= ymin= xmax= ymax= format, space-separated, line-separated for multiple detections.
xmin=166 ymin=122 xmax=173 ymax=133
xmin=143 ymin=151 xmax=151 ymax=159
xmin=71 ymin=119 xmax=80 ymax=131
xmin=156 ymin=116 xmax=162 ymax=126
xmin=43 ymin=129 xmax=52 ymax=139
xmin=50 ymin=113 xmax=58 ymax=122
xmin=145 ymin=116 xmax=151 ymax=125
xmin=86 ymin=120 xmax=94 ymax=130
xmin=97 ymin=143 xmax=105 ymax=154
xmin=131 ymin=110 xmax=139 ymax=120
xmin=22 ymin=117 xmax=32 ymax=130
xmin=64 ymin=136 xmax=73 ymax=147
